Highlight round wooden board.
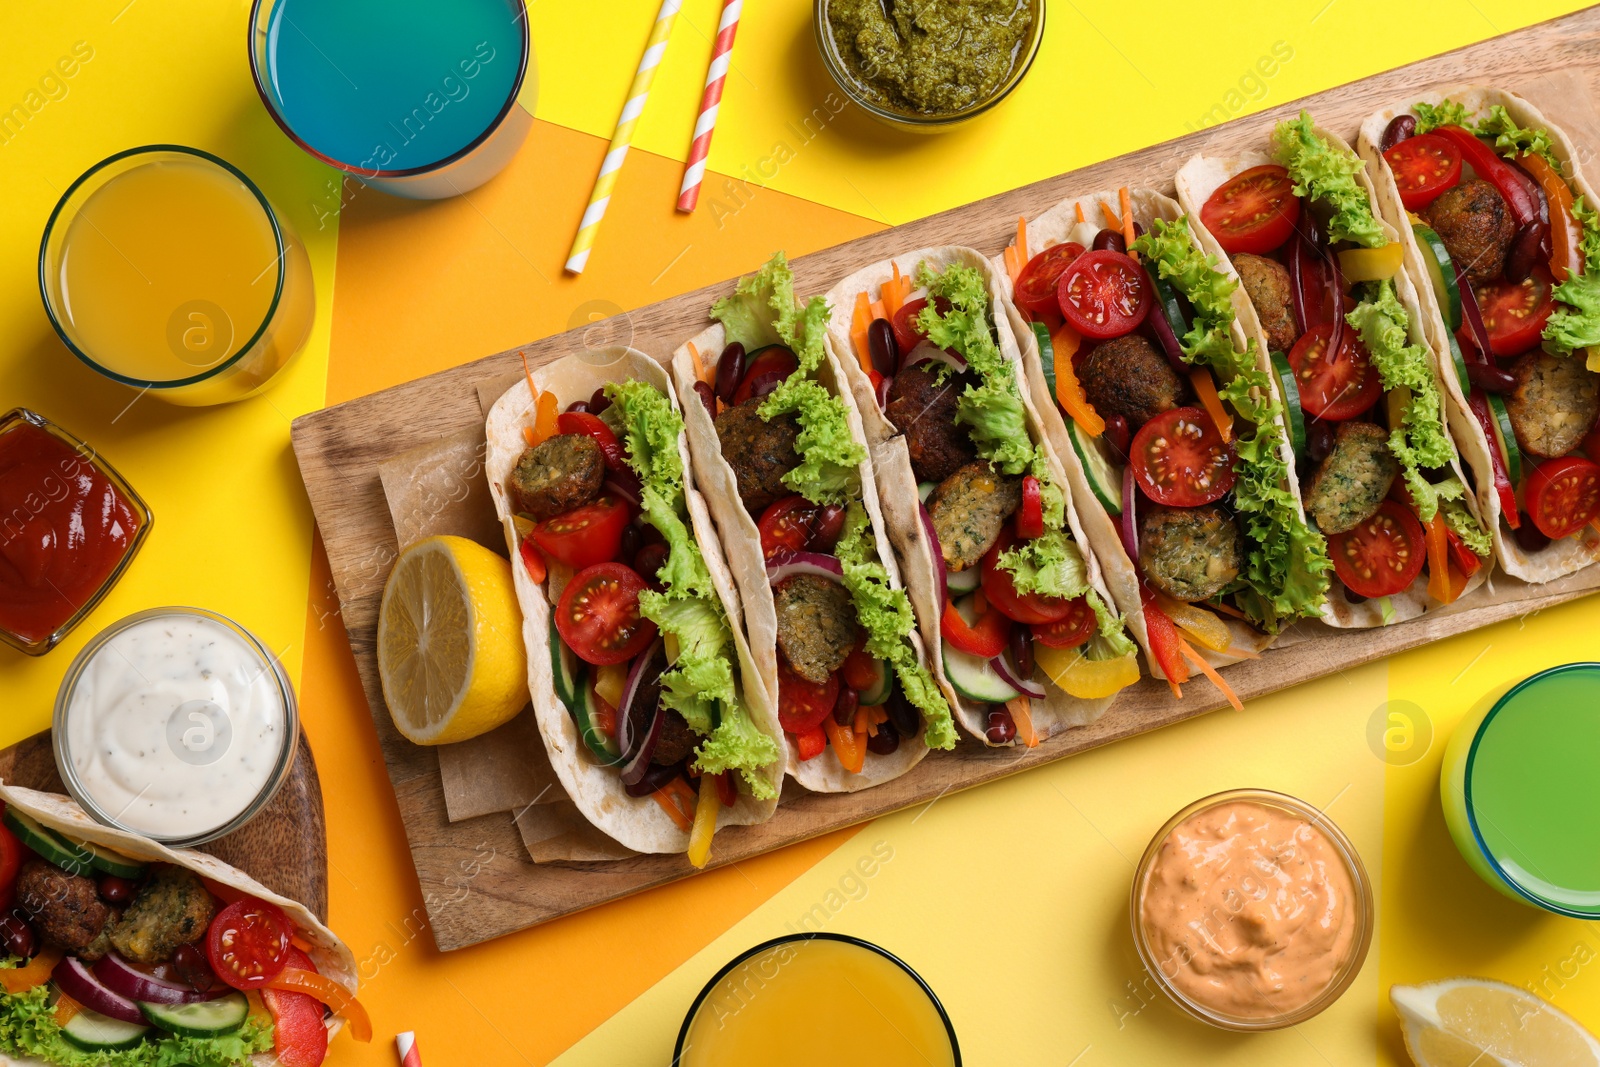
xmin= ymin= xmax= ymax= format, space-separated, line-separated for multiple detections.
xmin=0 ymin=730 xmax=328 ymax=923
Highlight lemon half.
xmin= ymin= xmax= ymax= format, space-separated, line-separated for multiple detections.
xmin=1392 ymin=977 xmax=1600 ymax=1067
xmin=377 ymin=535 xmax=528 ymax=745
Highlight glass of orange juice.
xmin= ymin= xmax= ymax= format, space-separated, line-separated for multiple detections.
xmin=39 ymin=145 xmax=314 ymax=406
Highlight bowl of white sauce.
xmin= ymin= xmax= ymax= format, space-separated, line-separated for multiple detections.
xmin=52 ymin=607 xmax=298 ymax=847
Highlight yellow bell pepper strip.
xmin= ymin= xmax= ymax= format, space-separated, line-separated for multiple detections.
xmin=1051 ymin=324 xmax=1104 ymax=435
xmin=1424 ymin=513 xmax=1459 ymax=605
xmin=1119 ymin=188 xmax=1137 ymax=261
xmin=823 ymin=714 xmax=866 ymax=774
xmin=850 ymin=291 xmax=874 ymax=376
xmin=267 ymin=969 xmax=373 ymax=1043
xmin=1152 ymin=592 xmax=1232 ymax=653
xmin=1033 ymin=643 xmax=1140 ymax=699
xmin=1006 ymin=697 xmax=1039 ymax=748
xmin=652 ymin=778 xmax=696 ymax=831
xmin=1177 ymin=637 xmax=1244 ymax=711
xmin=686 ymin=772 xmax=719 ymax=868
xmin=1189 ymin=370 xmax=1232 ymax=444
xmin=1519 ymin=153 xmax=1584 ymax=282
xmin=0 ymin=947 xmax=60 ymax=994
xmin=1336 ymin=242 xmax=1404 ymax=282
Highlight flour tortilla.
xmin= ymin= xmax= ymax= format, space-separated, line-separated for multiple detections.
xmin=821 ymin=246 xmax=1136 ymax=731
xmin=484 ymin=348 xmax=783 ymax=851
xmin=1176 ymin=124 xmax=1492 ymax=626
xmin=1358 ymin=86 xmax=1600 ymax=583
xmin=670 ymin=327 xmax=932 ymax=790
xmin=0 ymin=783 xmax=356 ymax=1060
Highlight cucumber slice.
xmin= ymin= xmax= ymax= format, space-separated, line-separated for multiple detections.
xmin=1270 ymin=351 xmax=1307 ymax=456
xmin=61 ymin=1007 xmax=150 ymax=1052
xmin=1445 ymin=331 xmax=1472 ymax=398
xmin=1413 ymin=223 xmax=1462 ymax=332
xmin=1146 ymin=266 xmax=1191 ymax=341
xmin=138 ymin=993 xmax=248 ymax=1038
xmin=1486 ymin=393 xmax=1524 ymax=485
xmin=1066 ymin=418 xmax=1123 ymax=517
xmin=918 ymin=482 xmax=936 ymax=503
xmin=4 ymin=809 xmax=93 ymax=875
xmin=855 ymin=657 xmax=894 ymax=707
xmin=1031 ymin=321 xmax=1058 ymax=400
xmin=570 ymin=678 xmax=624 ymax=767
xmin=81 ymin=841 xmax=147 ymax=880
xmin=941 ymin=596 xmax=1022 ymax=703
xmin=946 ymin=565 xmax=981 ymax=594
xmin=549 ymin=630 xmax=582 ymax=709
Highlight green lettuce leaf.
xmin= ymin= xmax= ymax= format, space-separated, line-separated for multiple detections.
xmin=1544 ymin=197 xmax=1600 ymax=356
xmin=833 ymin=503 xmax=956 ymax=750
xmin=1412 ymin=100 xmax=1473 ymax=135
xmin=608 ymin=379 xmax=780 ymax=797
xmin=758 ymin=378 xmax=864 ymax=503
xmin=1272 ymin=111 xmax=1386 ymax=249
xmin=1476 ymin=103 xmax=1563 ymax=173
xmin=710 ymin=251 xmax=805 ymax=353
xmin=0 ymin=983 xmax=273 ymax=1067
xmin=994 ymin=531 xmax=1134 ymax=658
xmin=1438 ymin=480 xmax=1493 ymax=559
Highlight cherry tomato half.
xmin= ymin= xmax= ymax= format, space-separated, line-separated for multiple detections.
xmin=531 ymin=493 xmax=630 ymax=569
xmin=1329 ymin=500 xmax=1427 ymax=599
xmin=206 ymin=898 xmax=293 ymax=990
xmin=1200 ymin=164 xmax=1301 ymax=255
xmin=1130 ymin=406 xmax=1237 ymax=508
xmin=555 ymin=562 xmax=658 ymax=666
xmin=0 ymin=808 xmax=22 ymax=911
xmin=1056 ymin=249 xmax=1150 ymax=340
xmin=1287 ymin=322 xmax=1382 ymax=421
xmin=1525 ymin=455 xmax=1600 ymax=540
xmin=758 ymin=495 xmax=817 ymax=562
xmin=733 ymin=347 xmax=799 ymax=405
xmin=1015 ymin=242 xmax=1085 ymax=317
xmin=555 ymin=411 xmax=626 ymax=471
xmin=777 ymin=657 xmax=839 ymax=735
xmin=1474 ymin=268 xmax=1556 ymax=358
xmin=892 ymin=299 xmax=929 ymax=356
xmin=980 ymin=527 xmax=1076 ymax=625
xmin=841 ymin=647 xmax=880 ymax=692
xmin=1383 ymin=133 xmax=1463 ymax=212
xmin=1032 ymin=599 xmax=1095 ymax=649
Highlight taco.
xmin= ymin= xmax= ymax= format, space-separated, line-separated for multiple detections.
xmin=986 ymin=189 xmax=1327 ymax=706
xmin=1356 ymin=87 xmax=1600 ymax=583
xmin=670 ymin=253 xmax=958 ymax=790
xmin=484 ymin=348 xmax=783 ymax=861
xmin=0 ymin=783 xmax=362 ymax=1067
xmin=822 ymin=247 xmax=1141 ymax=742
xmin=1177 ymin=111 xmax=1495 ymax=626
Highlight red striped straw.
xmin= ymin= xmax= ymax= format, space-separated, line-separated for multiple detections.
xmin=676 ymin=0 xmax=742 ymax=213
xmin=396 ymin=1031 xmax=421 ymax=1067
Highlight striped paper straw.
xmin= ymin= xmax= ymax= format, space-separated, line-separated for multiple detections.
xmin=396 ymin=1031 xmax=421 ymax=1067
xmin=677 ymin=0 xmax=742 ymax=213
xmin=565 ymin=0 xmax=683 ymax=274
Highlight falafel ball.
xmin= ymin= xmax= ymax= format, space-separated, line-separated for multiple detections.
xmin=1138 ymin=505 xmax=1244 ymax=602
xmin=1234 ymin=253 xmax=1300 ymax=354
xmin=715 ymin=397 xmax=803 ymax=515
xmin=16 ymin=860 xmax=119 ymax=960
xmin=1078 ymin=334 xmax=1190 ymax=427
xmin=509 ymin=433 xmax=605 ymax=522
xmin=107 ymin=867 xmax=216 ymax=964
xmin=884 ymin=363 xmax=977 ymax=483
xmin=1423 ymin=179 xmax=1515 ymax=285
xmin=774 ymin=575 xmax=858 ymax=684
xmin=1507 ymin=351 xmax=1600 ymax=460
xmin=928 ymin=463 xmax=1023 ymax=572
xmin=650 ymin=709 xmax=701 ymax=767
xmin=1305 ymin=421 xmax=1399 ymax=535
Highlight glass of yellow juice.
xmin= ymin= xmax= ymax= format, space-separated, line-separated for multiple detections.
xmin=674 ymin=934 xmax=959 ymax=1066
xmin=39 ymin=145 xmax=314 ymax=406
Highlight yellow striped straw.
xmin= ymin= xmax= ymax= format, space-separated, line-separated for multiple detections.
xmin=565 ymin=0 xmax=682 ymax=275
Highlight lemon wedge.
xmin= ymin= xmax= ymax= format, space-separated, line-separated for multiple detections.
xmin=377 ymin=535 xmax=528 ymax=745
xmin=1392 ymin=977 xmax=1600 ymax=1067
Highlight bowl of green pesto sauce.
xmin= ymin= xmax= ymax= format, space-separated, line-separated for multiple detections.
xmin=816 ymin=0 xmax=1043 ymax=131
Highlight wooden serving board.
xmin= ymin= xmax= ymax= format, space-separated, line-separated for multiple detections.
xmin=291 ymin=9 xmax=1600 ymax=951
xmin=0 ymin=732 xmax=328 ymax=923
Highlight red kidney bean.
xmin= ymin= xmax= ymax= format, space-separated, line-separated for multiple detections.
xmin=172 ymin=943 xmax=216 ymax=993
xmin=985 ymin=707 xmax=1017 ymax=745
xmin=867 ymin=718 xmax=900 ymax=755
xmin=0 ymin=915 xmax=35 ymax=960
xmin=1380 ymin=114 xmax=1417 ymax=153
xmin=564 ymin=400 xmax=590 ymax=414
xmin=588 ymin=387 xmax=612 ymax=415
xmin=616 ymin=523 xmax=640 ymax=563
xmin=715 ymin=342 xmax=746 ymax=403
xmin=808 ymin=504 xmax=846 ymax=552
xmin=1465 ymin=363 xmax=1516 ymax=394
xmin=692 ymin=380 xmax=717 ymax=421
xmin=833 ymin=686 xmax=859 ymax=727
xmin=884 ymin=689 xmax=918 ymax=738
xmin=1308 ymin=420 xmax=1336 ymax=463
xmin=97 ymin=875 xmax=136 ymax=904
xmin=1008 ymin=627 xmax=1034 ymax=681
xmin=1515 ymin=517 xmax=1551 ymax=552
xmin=867 ymin=318 xmax=899 ymax=377
xmin=1092 ymin=229 xmax=1125 ymax=253
xmin=634 ymin=542 xmax=670 ymax=587
xmin=1104 ymin=414 xmax=1131 ymax=460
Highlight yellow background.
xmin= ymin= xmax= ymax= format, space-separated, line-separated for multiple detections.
xmin=3 ymin=1 xmax=1599 ymax=1064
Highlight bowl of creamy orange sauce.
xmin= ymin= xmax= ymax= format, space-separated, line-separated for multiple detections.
xmin=1131 ymin=789 xmax=1373 ymax=1030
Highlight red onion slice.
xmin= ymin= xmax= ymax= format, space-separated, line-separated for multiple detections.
xmin=605 ymin=466 xmax=643 ymax=509
xmin=1146 ymin=279 xmax=1190 ymax=376
xmin=620 ymin=703 xmax=664 ymax=787
xmin=54 ymin=957 xmax=146 ymax=1024
xmin=990 ymin=654 xmax=1046 ymax=699
xmin=766 ymin=550 xmax=845 ymax=586
xmin=875 ymin=373 xmax=894 ymax=410
xmin=919 ymin=502 xmax=948 ymax=606
xmin=1455 ymin=261 xmax=1494 ymax=362
xmin=1119 ymin=463 xmax=1140 ymax=561
xmin=95 ymin=954 xmax=226 ymax=1005
xmin=616 ymin=638 xmax=665 ymax=761
xmin=1288 ymin=232 xmax=1311 ymax=335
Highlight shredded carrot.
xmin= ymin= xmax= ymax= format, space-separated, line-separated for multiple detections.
xmin=1189 ymin=370 xmax=1232 ymax=443
xmin=824 ymin=715 xmax=866 ymax=773
xmin=688 ymin=341 xmax=707 ymax=385
xmin=53 ymin=993 xmax=80 ymax=1028
xmin=850 ymin=291 xmax=874 ymax=376
xmin=519 ymin=348 xmax=538 ymax=404
xmin=882 ymin=263 xmax=908 ymax=318
xmin=1074 ymin=202 xmax=1086 ymax=224
xmin=853 ymin=704 xmax=871 ymax=735
xmin=1100 ymin=201 xmax=1122 ymax=230
xmin=1006 ymin=697 xmax=1039 ymax=748
xmin=1053 ymin=323 xmax=1104 ymax=435
xmin=1167 ymin=678 xmax=1184 ymax=700
xmin=1015 ymin=216 xmax=1030 ymax=267
xmin=1205 ymin=599 xmax=1250 ymax=621
xmin=652 ymin=779 xmax=695 ymax=831
xmin=1425 ymin=514 xmax=1456 ymax=605
xmin=1003 ymin=246 xmax=1021 ymax=287
xmin=1223 ymin=645 xmax=1262 ymax=660
xmin=1119 ymin=187 xmax=1136 ymax=260
xmin=1177 ymin=637 xmax=1243 ymax=711
xmin=530 ymin=389 xmax=559 ymax=446
xmin=291 ymin=933 xmax=315 ymax=954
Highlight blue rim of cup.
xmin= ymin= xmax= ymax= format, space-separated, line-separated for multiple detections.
xmin=245 ymin=0 xmax=531 ymax=180
xmin=37 ymin=144 xmax=289 ymax=391
xmin=671 ymin=932 xmax=960 ymax=1064
xmin=1463 ymin=661 xmax=1600 ymax=920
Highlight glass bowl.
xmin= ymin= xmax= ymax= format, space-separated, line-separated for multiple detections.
xmin=813 ymin=0 xmax=1045 ymax=132
xmin=1130 ymin=788 xmax=1374 ymax=1031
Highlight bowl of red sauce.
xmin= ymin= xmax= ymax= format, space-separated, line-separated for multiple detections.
xmin=0 ymin=409 xmax=151 ymax=656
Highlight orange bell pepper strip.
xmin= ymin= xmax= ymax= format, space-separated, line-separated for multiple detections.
xmin=823 ymin=715 xmax=866 ymax=774
xmin=1177 ymin=637 xmax=1243 ymax=711
xmin=0 ymin=947 xmax=60 ymax=994
xmin=53 ymin=992 xmax=80 ymax=1028
xmin=1518 ymin=153 xmax=1584 ymax=282
xmin=1424 ymin=513 xmax=1459 ymax=605
xmin=652 ymin=778 xmax=696 ymax=831
xmin=1051 ymin=324 xmax=1105 ymax=436
xmin=850 ymin=291 xmax=874 ymax=376
xmin=1006 ymin=697 xmax=1039 ymax=748
xmin=529 ymin=389 xmax=559 ymax=447
xmin=267 ymin=969 xmax=373 ymax=1043
xmin=1119 ymin=188 xmax=1137 ymax=261
xmin=1189 ymin=370 xmax=1232 ymax=443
